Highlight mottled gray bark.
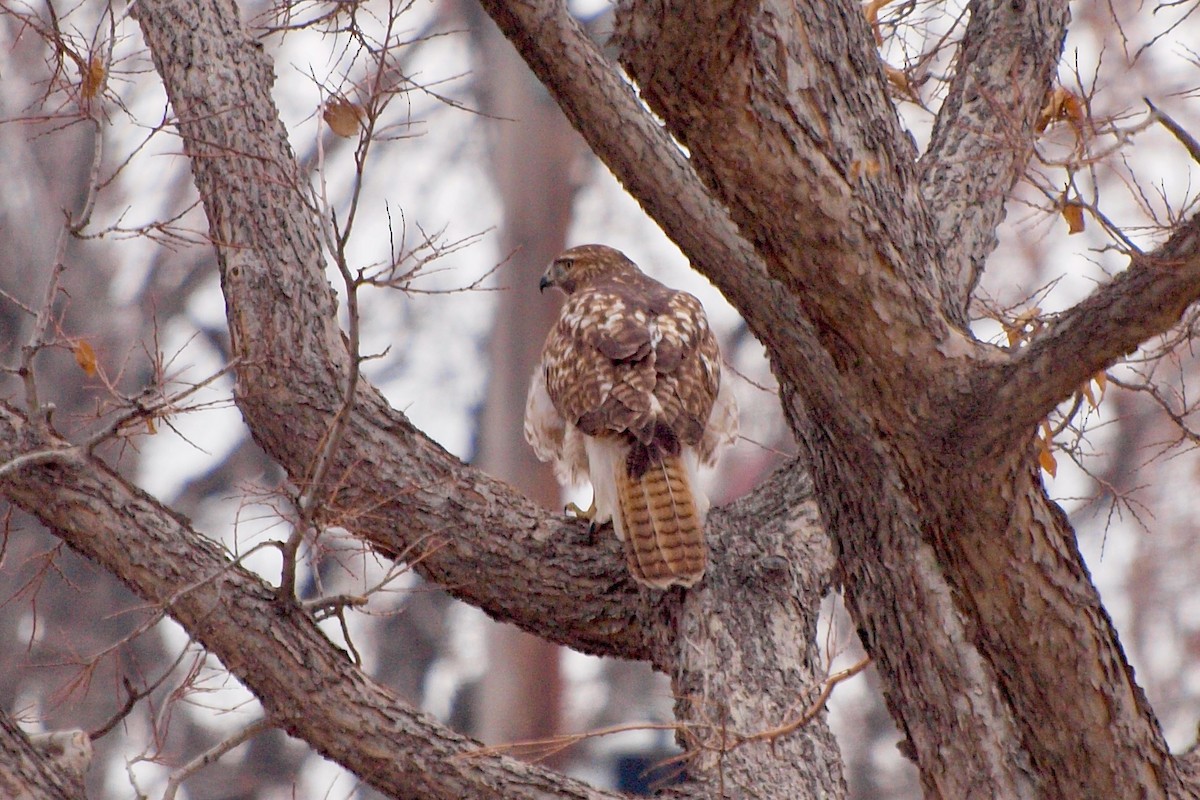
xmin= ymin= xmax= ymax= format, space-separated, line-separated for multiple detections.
xmin=0 ymin=711 xmax=85 ymax=800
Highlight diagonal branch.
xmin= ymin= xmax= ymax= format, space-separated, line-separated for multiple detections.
xmin=919 ymin=0 xmax=1070 ymax=313
xmin=128 ymin=0 xmax=671 ymax=660
xmin=0 ymin=401 xmax=623 ymax=800
xmin=477 ymin=0 xmax=964 ymax=438
xmin=608 ymin=0 xmax=983 ymax=430
xmin=960 ymin=210 xmax=1200 ymax=458
xmin=473 ymin=0 xmax=839 ymax=378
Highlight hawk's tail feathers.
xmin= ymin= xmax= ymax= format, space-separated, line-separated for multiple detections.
xmin=615 ymin=453 xmax=706 ymax=589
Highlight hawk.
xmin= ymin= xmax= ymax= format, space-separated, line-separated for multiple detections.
xmin=524 ymin=244 xmax=738 ymax=588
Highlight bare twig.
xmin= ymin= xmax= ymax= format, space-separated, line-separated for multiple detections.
xmin=88 ymin=644 xmax=194 ymax=741
xmin=1146 ymin=99 xmax=1200 ymax=166
xmin=162 ymin=718 xmax=273 ymax=800
xmin=743 ymin=656 xmax=872 ymax=748
xmin=461 ymin=656 xmax=872 ymax=765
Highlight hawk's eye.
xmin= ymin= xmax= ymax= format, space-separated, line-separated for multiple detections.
xmin=558 ymin=258 xmax=574 ymax=270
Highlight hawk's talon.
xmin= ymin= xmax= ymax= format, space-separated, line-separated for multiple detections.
xmin=564 ymin=499 xmax=596 ymax=522
xmin=564 ymin=499 xmax=600 ymax=543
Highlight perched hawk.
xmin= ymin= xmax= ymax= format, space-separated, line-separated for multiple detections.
xmin=524 ymin=244 xmax=738 ymax=588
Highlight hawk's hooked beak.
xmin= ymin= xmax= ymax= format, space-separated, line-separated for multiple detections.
xmin=539 ymin=274 xmax=553 ymax=293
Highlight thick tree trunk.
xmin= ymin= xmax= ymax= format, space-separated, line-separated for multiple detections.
xmin=480 ymin=0 xmax=1200 ymax=797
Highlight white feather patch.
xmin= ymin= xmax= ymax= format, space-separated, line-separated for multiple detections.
xmin=583 ymin=436 xmax=623 ymax=534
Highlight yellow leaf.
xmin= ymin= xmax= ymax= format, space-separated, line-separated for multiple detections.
xmin=1038 ymin=443 xmax=1058 ymax=477
xmin=884 ymin=65 xmax=913 ymax=99
xmin=1005 ymin=307 xmax=1042 ymax=347
xmin=1036 ymin=89 xmax=1061 ymax=132
xmin=863 ymin=0 xmax=893 ymax=45
xmin=323 ymin=99 xmax=363 ymax=138
xmin=1093 ymin=371 xmax=1107 ymax=396
xmin=73 ymin=339 xmax=98 ymax=377
xmin=1061 ymin=91 xmax=1086 ymax=126
xmin=146 ymin=417 xmax=157 ymax=435
xmin=1062 ymin=202 xmax=1085 ymax=234
xmin=1082 ymin=381 xmax=1097 ymax=409
xmin=81 ymin=56 xmax=105 ymax=100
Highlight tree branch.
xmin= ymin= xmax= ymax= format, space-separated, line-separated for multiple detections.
xmin=474 ymin=0 xmax=857 ymax=396
xmin=919 ymin=0 xmax=1070 ymax=313
xmin=128 ymin=0 xmax=672 ymax=661
xmin=0 ymin=709 xmax=83 ymax=800
xmin=961 ymin=210 xmax=1200 ymax=458
xmin=610 ymin=0 xmax=987 ymax=433
xmin=0 ymin=402 xmax=623 ymax=800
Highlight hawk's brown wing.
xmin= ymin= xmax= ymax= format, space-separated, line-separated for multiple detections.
xmin=532 ymin=265 xmax=731 ymax=589
xmin=542 ymin=273 xmax=719 ymax=447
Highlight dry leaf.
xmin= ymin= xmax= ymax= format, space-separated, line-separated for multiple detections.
xmin=1038 ymin=443 xmax=1058 ymax=478
xmin=1062 ymin=202 xmax=1085 ymax=234
xmin=1037 ymin=419 xmax=1057 ymax=477
xmin=863 ymin=0 xmax=893 ymax=45
xmin=883 ymin=65 xmax=913 ymax=99
xmin=1093 ymin=371 xmax=1107 ymax=396
xmin=73 ymin=339 xmax=98 ymax=377
xmin=1036 ymin=87 xmax=1085 ymax=133
xmin=1082 ymin=381 xmax=1097 ymax=409
xmin=81 ymin=56 xmax=105 ymax=101
xmin=1005 ymin=307 xmax=1042 ymax=346
xmin=1060 ymin=92 xmax=1085 ymax=126
xmin=323 ymin=99 xmax=363 ymax=138
xmin=146 ymin=417 xmax=157 ymax=435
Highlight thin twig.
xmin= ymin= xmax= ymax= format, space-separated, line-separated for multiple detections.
xmin=744 ymin=656 xmax=872 ymax=748
xmin=162 ymin=718 xmax=272 ymax=800
xmin=82 ymin=357 xmax=243 ymax=455
xmin=1146 ymin=98 xmax=1200 ymax=165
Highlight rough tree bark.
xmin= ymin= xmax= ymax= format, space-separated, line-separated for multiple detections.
xmin=4 ymin=0 xmax=1200 ymax=798
xmin=483 ymin=0 xmax=1200 ymax=797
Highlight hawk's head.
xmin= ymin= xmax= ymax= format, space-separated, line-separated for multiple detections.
xmin=539 ymin=244 xmax=636 ymax=295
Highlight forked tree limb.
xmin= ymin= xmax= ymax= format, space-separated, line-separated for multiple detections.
xmin=961 ymin=211 xmax=1200 ymax=458
xmin=127 ymin=0 xmax=683 ymax=663
xmin=0 ymin=401 xmax=623 ymax=800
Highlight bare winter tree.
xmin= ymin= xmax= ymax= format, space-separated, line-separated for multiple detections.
xmin=4 ymin=0 xmax=1200 ymax=797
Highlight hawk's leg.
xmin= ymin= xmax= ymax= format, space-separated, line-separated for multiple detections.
xmin=564 ymin=496 xmax=600 ymax=540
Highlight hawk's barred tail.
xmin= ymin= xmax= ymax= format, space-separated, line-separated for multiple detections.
xmin=615 ymin=454 xmax=706 ymax=588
